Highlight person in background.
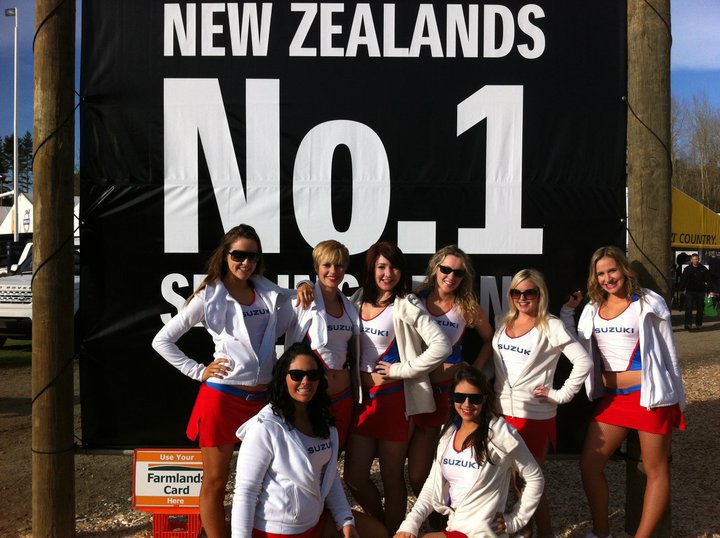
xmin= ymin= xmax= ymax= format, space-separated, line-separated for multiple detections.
xmin=232 ymin=343 xmax=386 ymax=538
xmin=562 ymin=245 xmax=685 ymax=538
xmin=679 ymin=253 xmax=716 ymax=330
xmin=343 ymin=241 xmax=450 ymax=534
xmin=152 ymin=224 xmax=294 ymax=538
xmin=492 ymin=269 xmax=593 ymax=538
xmin=394 ymin=364 xmax=544 ymax=538
xmin=287 ymin=240 xmax=360 ymax=446
xmin=409 ymin=245 xmax=493 ymax=497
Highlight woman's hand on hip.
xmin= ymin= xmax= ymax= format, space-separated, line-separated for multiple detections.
xmin=201 ymin=358 xmax=231 ymax=382
xmin=342 ymin=524 xmax=360 ymax=538
xmin=532 ymin=385 xmax=550 ymax=398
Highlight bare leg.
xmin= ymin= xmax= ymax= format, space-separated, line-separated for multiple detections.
xmin=377 ymin=438 xmax=410 ymax=535
xmin=344 ymin=434 xmax=383 ymax=521
xmin=200 ymin=444 xmax=234 ymax=538
xmin=580 ymin=421 xmax=629 ymax=538
xmin=532 ymin=446 xmax=552 ymax=538
xmin=407 ymin=425 xmax=440 ymax=495
xmin=633 ymin=431 xmax=672 ymax=538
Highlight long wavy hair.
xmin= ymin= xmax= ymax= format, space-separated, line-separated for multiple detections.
xmin=361 ymin=241 xmax=410 ymax=306
xmin=190 ymin=224 xmax=265 ymax=301
xmin=503 ymin=269 xmax=550 ymax=333
xmin=416 ymin=245 xmax=479 ymax=326
xmin=586 ymin=245 xmax=643 ymax=304
xmin=441 ymin=363 xmax=497 ymax=466
xmin=268 ymin=343 xmax=334 ymax=438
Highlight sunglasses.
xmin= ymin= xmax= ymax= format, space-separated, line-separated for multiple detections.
xmin=438 ymin=265 xmax=466 ymax=278
xmin=509 ymin=288 xmax=539 ymax=300
xmin=452 ymin=392 xmax=486 ymax=405
xmin=227 ymin=250 xmax=260 ymax=264
xmin=287 ymin=369 xmax=322 ymax=382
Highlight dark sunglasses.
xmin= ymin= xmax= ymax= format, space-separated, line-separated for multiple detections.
xmin=438 ymin=265 xmax=466 ymax=278
xmin=287 ymin=369 xmax=322 ymax=382
xmin=227 ymin=250 xmax=260 ymax=264
xmin=452 ymin=392 xmax=486 ymax=405
xmin=509 ymin=288 xmax=539 ymax=300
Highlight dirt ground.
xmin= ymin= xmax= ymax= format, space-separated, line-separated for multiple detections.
xmin=1 ymin=313 xmax=719 ymax=537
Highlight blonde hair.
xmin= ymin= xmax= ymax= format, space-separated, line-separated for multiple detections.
xmin=503 ymin=269 xmax=550 ymax=332
xmin=586 ymin=245 xmax=643 ymax=304
xmin=416 ymin=245 xmax=479 ymax=327
xmin=312 ymin=240 xmax=350 ymax=271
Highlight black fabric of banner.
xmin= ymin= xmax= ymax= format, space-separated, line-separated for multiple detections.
xmin=80 ymin=1 xmax=626 ymax=449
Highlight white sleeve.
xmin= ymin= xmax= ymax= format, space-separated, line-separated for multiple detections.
xmin=547 ymin=323 xmax=594 ymax=404
xmin=324 ymin=474 xmax=355 ymax=529
xmin=388 ymin=302 xmax=451 ymax=379
xmin=151 ymin=295 xmax=208 ymax=381
xmin=231 ymin=423 xmax=274 ymax=537
xmin=503 ymin=441 xmax=545 ymax=534
xmin=396 ymin=453 xmax=440 ymax=535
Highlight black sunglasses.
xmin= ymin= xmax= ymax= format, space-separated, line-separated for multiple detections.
xmin=509 ymin=288 xmax=539 ymax=300
xmin=438 ymin=265 xmax=466 ymax=278
xmin=287 ymin=369 xmax=322 ymax=382
xmin=227 ymin=250 xmax=260 ymax=264
xmin=452 ymin=392 xmax=486 ymax=405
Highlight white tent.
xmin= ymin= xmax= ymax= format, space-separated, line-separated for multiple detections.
xmin=0 ymin=192 xmax=34 ymax=235
xmin=0 ymin=194 xmax=79 ymax=238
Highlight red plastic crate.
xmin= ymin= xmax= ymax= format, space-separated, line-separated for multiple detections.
xmin=152 ymin=513 xmax=202 ymax=538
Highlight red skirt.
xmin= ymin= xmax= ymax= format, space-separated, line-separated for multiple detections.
xmin=187 ymin=383 xmax=266 ymax=447
xmin=329 ymin=385 xmax=354 ymax=447
xmin=504 ymin=416 xmax=556 ymax=459
xmin=352 ymin=380 xmax=410 ymax=442
xmin=593 ymin=390 xmax=685 ymax=434
xmin=412 ymin=380 xmax=452 ymax=429
xmin=443 ymin=531 xmax=469 ymax=538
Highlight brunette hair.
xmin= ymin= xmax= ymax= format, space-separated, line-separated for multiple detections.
xmin=191 ymin=224 xmax=264 ymax=300
xmin=441 ymin=363 xmax=497 ymax=466
xmin=416 ymin=245 xmax=479 ymax=326
xmin=312 ymin=240 xmax=350 ymax=271
xmin=268 ymin=343 xmax=334 ymax=438
xmin=503 ymin=269 xmax=550 ymax=332
xmin=361 ymin=241 xmax=410 ymax=306
xmin=586 ymin=246 xmax=642 ymax=304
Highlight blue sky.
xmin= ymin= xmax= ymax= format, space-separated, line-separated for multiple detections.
xmin=0 ymin=1 xmax=718 ymax=138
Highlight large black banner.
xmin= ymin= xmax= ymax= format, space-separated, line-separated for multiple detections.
xmin=80 ymin=1 xmax=627 ymax=449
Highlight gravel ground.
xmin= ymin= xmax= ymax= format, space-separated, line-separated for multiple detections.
xmin=1 ymin=314 xmax=718 ymax=537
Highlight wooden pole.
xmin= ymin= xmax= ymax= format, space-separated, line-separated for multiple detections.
xmin=626 ymin=0 xmax=672 ymax=536
xmin=31 ymin=0 xmax=76 ymax=536
xmin=627 ymin=0 xmax=672 ymax=298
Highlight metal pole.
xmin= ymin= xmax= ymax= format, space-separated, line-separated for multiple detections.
xmin=12 ymin=6 xmax=18 ymax=243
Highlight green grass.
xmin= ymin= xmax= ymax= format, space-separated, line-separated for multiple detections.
xmin=0 ymin=338 xmax=32 ymax=366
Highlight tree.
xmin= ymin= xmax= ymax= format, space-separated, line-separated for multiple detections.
xmin=672 ymin=94 xmax=720 ymax=212
xmin=0 ymin=131 xmax=33 ymax=200
xmin=18 ymin=132 xmax=33 ymax=193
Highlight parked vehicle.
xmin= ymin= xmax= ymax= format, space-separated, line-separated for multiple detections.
xmin=0 ymin=244 xmax=80 ymax=347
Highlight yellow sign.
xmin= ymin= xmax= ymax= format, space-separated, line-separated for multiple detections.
xmin=672 ymin=188 xmax=720 ymax=249
xmin=132 ymin=449 xmax=203 ymax=513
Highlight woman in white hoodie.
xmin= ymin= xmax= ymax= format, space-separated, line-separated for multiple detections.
xmin=561 ymin=246 xmax=685 ymax=538
xmin=491 ymin=269 xmax=593 ymax=538
xmin=344 ymin=241 xmax=450 ymax=534
xmin=152 ymin=224 xmax=295 ymax=538
xmin=285 ymin=240 xmax=360 ymax=447
xmin=394 ymin=363 xmax=544 ymax=538
xmin=232 ymin=343 xmax=386 ymax=538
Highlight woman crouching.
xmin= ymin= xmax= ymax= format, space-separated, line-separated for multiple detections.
xmin=231 ymin=343 xmax=386 ymax=538
xmin=394 ymin=364 xmax=544 ymax=538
